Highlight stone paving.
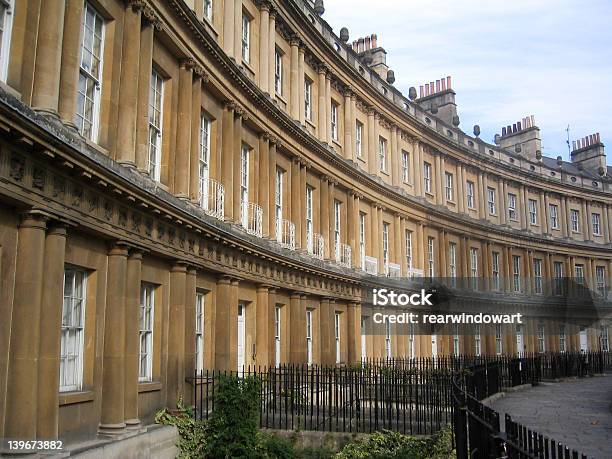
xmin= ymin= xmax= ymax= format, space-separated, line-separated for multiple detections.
xmin=485 ymin=375 xmax=612 ymax=458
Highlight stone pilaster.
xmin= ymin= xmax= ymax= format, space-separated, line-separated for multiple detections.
xmin=221 ymin=102 xmax=235 ymax=220
xmin=258 ymin=2 xmax=270 ymax=93
xmin=289 ymin=36 xmax=300 ymax=120
xmin=347 ymin=303 xmax=361 ymax=363
xmin=367 ymin=108 xmax=376 ymax=173
xmin=298 ymin=46 xmax=305 ymax=123
xmin=258 ymin=134 xmax=270 ymax=236
xmin=99 ymin=242 xmax=129 ymax=436
xmin=190 ymin=72 xmax=204 ymax=202
xmin=319 ymin=298 xmax=333 ymax=365
xmin=174 ymin=60 xmax=193 ymax=198
xmin=256 ymin=285 xmax=270 ymax=366
xmin=289 ymin=293 xmax=305 ymax=363
xmin=214 ymin=276 xmax=232 ymax=371
xmin=136 ymin=22 xmax=154 ymax=171
xmin=184 ymin=268 xmax=197 ymax=385
xmin=291 ymin=158 xmax=301 ymax=244
xmin=124 ymin=250 xmax=143 ymax=429
xmin=233 ymin=0 xmax=242 ymax=63
xmin=320 ymin=176 xmax=330 ymax=258
xmin=268 ymin=11 xmax=276 ymax=97
xmin=37 ymin=223 xmax=67 ymax=440
xmin=317 ymin=66 xmax=327 ymax=142
xmin=232 ymin=110 xmax=243 ymax=222
xmin=268 ymin=138 xmax=277 ymax=234
xmin=58 ymin=0 xmax=84 ymax=127
xmin=167 ymin=263 xmax=187 ymax=407
xmin=223 ymin=0 xmax=235 ymax=57
xmin=116 ymin=1 xmax=143 ymax=166
xmin=343 ymin=88 xmax=353 ymax=160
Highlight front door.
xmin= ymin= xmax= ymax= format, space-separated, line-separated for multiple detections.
xmin=431 ymin=333 xmax=438 ymax=358
xmin=579 ymin=327 xmax=588 ymax=352
xmin=516 ymin=325 xmax=524 ymax=355
xmin=361 ymin=318 xmax=367 ymax=361
xmin=237 ymin=304 xmax=245 ymax=372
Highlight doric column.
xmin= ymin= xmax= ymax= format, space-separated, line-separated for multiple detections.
xmin=223 ymin=0 xmax=235 ymax=57
xmin=268 ymin=138 xmax=277 ymax=234
xmin=221 ymin=103 xmax=235 ymax=220
xmin=519 ymin=185 xmax=528 ymax=230
xmin=100 ymin=242 xmax=129 ymax=436
xmin=298 ymin=46 xmax=305 ymax=123
xmin=482 ymin=241 xmax=490 ymax=291
xmin=325 ymin=72 xmax=332 ymax=142
xmin=347 ymin=303 xmax=362 ymax=363
xmin=37 ymin=222 xmax=67 ymax=440
xmin=482 ymin=173 xmax=489 ymax=216
xmin=416 ymin=222 xmax=425 ymax=271
xmin=393 ymin=213 xmax=402 ymax=269
xmin=57 ymin=0 xmax=84 ymax=127
xmin=343 ymin=87 xmax=353 ymax=160
xmin=351 ymin=94 xmax=357 ymax=154
xmin=317 ymin=66 xmax=327 ymax=141
xmin=115 ymin=2 xmax=142 ymax=165
xmin=560 ymin=196 xmax=569 ymax=237
xmin=500 ymin=179 xmax=507 ymax=224
xmin=367 ymin=108 xmax=376 ymax=172
xmin=328 ymin=179 xmax=336 ymax=254
xmin=184 ymin=268 xmax=197 ymax=393
xmin=5 ymin=211 xmax=47 ymax=440
xmin=289 ymin=293 xmax=306 ymax=363
xmin=256 ymin=285 xmax=270 ymax=366
xmin=320 ymin=177 xmax=330 ymax=258
xmin=136 ymin=21 xmax=155 ymax=171
xmin=289 ymin=36 xmax=300 ymax=120
xmin=233 ymin=0 xmax=242 ymax=62
xmin=299 ymin=161 xmax=307 ymax=249
xmin=214 ymin=276 xmax=232 ymax=371
xmin=124 ymin=250 xmax=143 ymax=429
xmin=167 ymin=263 xmax=187 ymax=406
xmin=31 ymin=0 xmax=66 ymax=114
xmin=457 ymin=164 xmax=465 ymax=213
xmin=268 ymin=10 xmax=276 ymax=97
xmin=232 ymin=109 xmax=244 ymax=222
xmin=190 ymin=71 xmax=205 ymax=202
xmin=290 ymin=158 xmax=301 ymax=244
xmin=542 ymin=191 xmax=549 ymax=234
xmin=434 ymin=154 xmax=443 ymax=205
xmin=174 ymin=60 xmax=193 ymax=198
xmin=259 ymin=2 xmax=270 ymax=92
xmin=258 ymin=134 xmax=270 ymax=236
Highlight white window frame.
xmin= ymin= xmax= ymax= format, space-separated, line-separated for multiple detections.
xmin=359 ymin=212 xmax=366 ymax=270
xmin=240 ymin=145 xmax=249 ymax=226
xmin=559 ymin=325 xmax=566 ymax=353
xmin=306 ymin=309 xmax=313 ymax=365
xmin=405 ymin=230 xmax=413 ymax=274
xmin=601 ymin=326 xmax=609 ymax=352
xmin=195 ymin=292 xmax=205 ymax=372
xmin=304 ymin=79 xmax=312 ymax=120
xmin=148 ymin=70 xmax=164 ymax=181
xmin=334 ymin=312 xmax=341 ymax=363
xmin=275 ymin=167 xmax=283 ymax=239
xmin=492 ymin=252 xmax=500 ymax=291
xmin=495 ymin=324 xmax=503 ymax=355
xmin=305 ymin=185 xmax=314 ymax=251
xmin=512 ymin=255 xmax=521 ymax=292
xmin=592 ymin=213 xmax=601 ymax=236
xmin=76 ymin=2 xmax=105 ymax=142
xmin=528 ymin=199 xmax=537 ymax=225
xmin=241 ymin=13 xmax=250 ymax=63
xmin=274 ymin=49 xmax=283 ymax=95
xmin=139 ymin=283 xmax=155 ymax=382
xmin=334 ymin=200 xmax=341 ymax=260
xmin=199 ymin=114 xmax=211 ymax=207
xmin=427 ymin=237 xmax=434 ymax=277
xmin=423 ymin=162 xmax=432 ymax=193
xmin=571 ymin=209 xmax=580 ymax=232
xmin=445 ymin=172 xmax=453 ymax=201
xmin=0 ymin=0 xmax=14 ymax=82
xmin=382 ymin=222 xmax=390 ymax=274
xmin=385 ymin=322 xmax=392 ymax=358
xmin=474 ymin=324 xmax=481 ymax=357
xmin=60 ymin=268 xmax=87 ymax=392
xmin=274 ymin=306 xmax=281 ymax=366
xmin=448 ymin=242 xmax=457 ymax=285
xmin=466 ymin=181 xmax=475 ymax=209
xmin=596 ymin=266 xmax=606 ymax=295
xmin=355 ymin=121 xmax=363 ymax=157
xmin=401 ymin=151 xmax=410 ymax=182
xmin=549 ymin=204 xmax=558 ymax=229
xmin=331 ymin=102 xmax=338 ymax=141
xmin=487 ymin=187 xmax=496 ymax=215
xmin=507 ymin=193 xmax=517 ymax=220
xmin=533 ymin=259 xmax=543 ymax=294
xmin=575 ymin=264 xmax=585 ymax=284
xmin=203 ymin=0 xmax=213 ymax=20
xmin=470 ymin=247 xmax=478 ymax=289
xmin=537 ymin=323 xmax=545 ymax=353
xmin=378 ymin=137 xmax=387 ymax=171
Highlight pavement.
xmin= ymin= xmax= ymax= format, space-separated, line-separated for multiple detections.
xmin=485 ymin=375 xmax=612 ymax=459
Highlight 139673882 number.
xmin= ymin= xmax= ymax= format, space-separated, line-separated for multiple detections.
xmin=5 ymin=440 xmax=63 ymax=451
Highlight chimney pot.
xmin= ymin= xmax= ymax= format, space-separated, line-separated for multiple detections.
xmin=572 ymin=141 xmax=576 ymax=151
xmin=419 ymin=85 xmax=424 ymax=98
xmin=530 ymin=115 xmax=535 ymax=126
xmin=447 ymin=76 xmax=451 ymax=89
xmin=441 ymin=78 xmax=446 ymax=91
xmin=429 ymin=82 xmax=434 ymax=94
xmin=365 ymin=36 xmax=370 ymax=50
xmin=436 ymin=80 xmax=440 ymax=93
xmin=502 ymin=127 xmax=507 ymax=136
xmin=512 ymin=123 xmax=517 ymax=133
xmin=371 ymin=33 xmax=377 ymax=48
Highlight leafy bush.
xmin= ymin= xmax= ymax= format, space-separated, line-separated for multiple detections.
xmin=335 ymin=427 xmax=455 ymax=459
xmin=155 ymin=398 xmax=208 ymax=458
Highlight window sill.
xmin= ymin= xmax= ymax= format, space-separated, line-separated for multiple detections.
xmin=425 ymin=192 xmax=435 ymax=198
xmin=357 ymin=155 xmax=366 ymax=163
xmin=138 ymin=381 xmax=162 ymax=393
xmin=446 ymin=199 xmax=456 ymax=205
xmin=274 ymin=93 xmax=288 ymax=106
xmin=331 ymin=138 xmax=342 ymax=149
xmin=305 ymin=118 xmax=316 ymax=130
xmin=379 ymin=169 xmax=389 ymax=177
xmin=59 ymin=390 xmax=95 ymax=406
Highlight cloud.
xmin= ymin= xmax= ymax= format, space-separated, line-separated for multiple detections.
xmin=322 ymin=0 xmax=612 ymax=163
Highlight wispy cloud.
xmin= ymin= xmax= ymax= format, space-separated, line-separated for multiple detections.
xmin=322 ymin=0 xmax=612 ymax=162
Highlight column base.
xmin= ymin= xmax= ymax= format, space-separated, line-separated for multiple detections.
xmin=117 ymin=160 xmax=137 ymax=169
xmin=34 ymin=107 xmax=61 ymax=120
xmin=125 ymin=418 xmax=142 ymax=431
xmin=98 ymin=422 xmax=127 ymax=438
xmin=61 ymin=118 xmax=79 ymax=132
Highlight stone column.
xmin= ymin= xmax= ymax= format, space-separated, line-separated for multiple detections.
xmin=347 ymin=303 xmax=361 ymax=363
xmin=258 ymin=134 xmax=270 ymax=236
xmin=325 ymin=73 xmax=332 ymax=142
xmin=560 ymin=196 xmax=569 ymax=237
xmin=477 ymin=172 xmax=485 ymax=218
xmin=317 ymin=66 xmax=327 ymax=142
xmin=519 ymin=185 xmax=528 ymax=230
xmin=174 ymin=61 xmax=193 ymax=198
xmin=136 ymin=21 xmax=155 ymax=171
xmin=232 ymin=110 xmax=244 ymax=222
xmin=268 ymin=139 xmax=277 ymax=234
xmin=259 ymin=3 xmax=269 ymax=93
xmin=233 ymin=0 xmax=242 ymax=62
xmin=168 ymin=264 xmax=187 ymax=406
xmin=289 ymin=293 xmax=306 ymax=363
xmin=57 ymin=0 xmax=84 ymax=127
xmin=298 ymin=46 xmax=306 ymax=123
xmin=367 ymin=108 xmax=376 ymax=173
xmin=268 ymin=11 xmax=276 ymax=96
xmin=416 ymin=222 xmax=425 ymax=271
xmin=124 ymin=250 xmax=143 ymax=429
xmin=190 ymin=72 xmax=204 ymax=202
xmin=100 ymin=242 xmax=129 ymax=436
xmin=371 ymin=205 xmax=380 ymax=271
xmin=344 ymin=88 xmax=353 ymax=160
xmin=289 ymin=36 xmax=300 ymax=120
xmin=320 ymin=177 xmax=330 ymax=258
xmin=319 ymin=298 xmax=333 ymax=365
xmin=31 ymin=0 xmax=66 ymax=114
xmin=256 ymin=286 xmax=270 ymax=366
xmin=214 ymin=276 xmax=232 ymax=371
xmin=300 ymin=162 xmax=307 ymax=249
xmin=37 ymin=222 xmax=67 ymax=440
xmin=500 ymin=179 xmax=507 ymax=225
xmin=223 ymin=0 xmax=235 ymax=57
xmin=541 ymin=191 xmax=549 ymax=234
xmin=221 ymin=103 xmax=235 ymax=220
xmin=5 ymin=212 xmax=47 ymax=440
xmin=290 ymin=158 xmax=301 ymax=244
xmin=184 ymin=268 xmax=197 ymax=385
xmin=115 ymin=2 xmax=142 ymax=165
xmin=394 ymin=213 xmax=402 ymax=269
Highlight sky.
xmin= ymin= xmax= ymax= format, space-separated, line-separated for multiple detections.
xmin=322 ymin=0 xmax=612 ymax=164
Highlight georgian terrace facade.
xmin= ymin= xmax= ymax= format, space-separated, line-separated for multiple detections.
xmin=0 ymin=0 xmax=610 ymax=445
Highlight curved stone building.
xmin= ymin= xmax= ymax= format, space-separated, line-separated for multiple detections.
xmin=0 ymin=0 xmax=610 ymax=447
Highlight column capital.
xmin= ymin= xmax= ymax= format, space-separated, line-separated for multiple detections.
xmin=289 ymin=34 xmax=302 ymax=47
xmin=142 ymin=5 xmax=164 ymax=30
xmin=171 ymin=261 xmax=189 ymax=273
xmin=259 ymin=0 xmax=272 ymax=12
xmin=342 ymin=84 xmax=353 ymax=97
xmin=107 ymin=241 xmax=130 ymax=257
xmin=256 ymin=284 xmax=271 ymax=292
xmin=19 ymin=209 xmax=50 ymax=229
xmin=128 ymin=248 xmax=145 ymax=260
xmin=316 ymin=63 xmax=329 ymax=75
xmin=289 ymin=291 xmax=302 ymax=299
xmin=125 ymin=0 xmax=146 ymax=12
xmin=224 ymin=100 xmax=237 ymax=111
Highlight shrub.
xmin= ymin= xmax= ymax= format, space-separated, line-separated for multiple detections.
xmin=155 ymin=398 xmax=208 ymax=458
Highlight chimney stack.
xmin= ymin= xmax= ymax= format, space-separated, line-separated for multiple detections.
xmin=414 ymin=75 xmax=457 ymax=126
xmin=571 ymin=132 xmax=606 ymax=174
xmin=354 ymin=33 xmax=388 ymax=79
xmin=498 ymin=115 xmax=541 ymax=161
